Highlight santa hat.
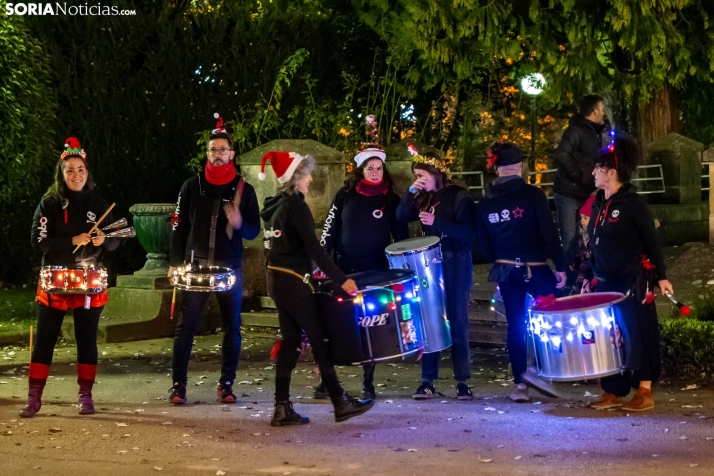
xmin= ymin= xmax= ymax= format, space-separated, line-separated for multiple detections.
xmin=353 ymin=148 xmax=386 ymax=168
xmin=60 ymin=137 xmax=87 ymax=161
xmin=212 ymin=112 xmax=227 ymax=135
xmin=580 ymin=195 xmax=596 ymax=217
xmin=258 ymin=151 xmax=306 ymax=183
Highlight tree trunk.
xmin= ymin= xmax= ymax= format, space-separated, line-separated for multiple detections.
xmin=637 ymin=82 xmax=680 ymax=146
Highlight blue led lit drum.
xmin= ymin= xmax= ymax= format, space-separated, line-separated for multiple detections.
xmin=529 ymin=292 xmax=627 ymax=382
xmin=315 ymin=269 xmax=425 ymax=366
xmin=385 ymin=237 xmax=452 ymax=353
xmin=172 ymin=264 xmax=236 ymax=292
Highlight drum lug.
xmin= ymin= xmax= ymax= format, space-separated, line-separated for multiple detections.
xmin=422 ymin=253 xmax=429 ymax=268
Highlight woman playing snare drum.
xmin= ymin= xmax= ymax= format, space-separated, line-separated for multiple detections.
xmin=23 ymin=137 xmax=118 ymax=418
xmin=585 ymin=135 xmax=673 ymax=412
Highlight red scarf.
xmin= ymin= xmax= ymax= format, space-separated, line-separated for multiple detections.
xmin=205 ymin=162 xmax=236 ymax=185
xmin=355 ymin=179 xmax=388 ymax=197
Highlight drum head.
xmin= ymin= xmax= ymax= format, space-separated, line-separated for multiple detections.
xmin=348 ymin=269 xmax=415 ymax=289
xmin=385 ymin=236 xmax=440 ymax=255
xmin=531 ymin=292 xmax=626 ymax=313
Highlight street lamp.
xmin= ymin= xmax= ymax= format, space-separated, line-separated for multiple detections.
xmin=520 ymin=73 xmax=546 ymax=180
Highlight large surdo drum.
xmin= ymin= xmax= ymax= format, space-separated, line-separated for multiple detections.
xmin=316 ymin=269 xmax=424 ymax=366
xmin=529 ymin=292 xmax=627 ymax=381
xmin=385 ymin=237 xmax=452 ymax=353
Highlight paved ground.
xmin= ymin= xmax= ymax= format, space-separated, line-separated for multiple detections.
xmin=1 ymin=330 xmax=714 ymax=476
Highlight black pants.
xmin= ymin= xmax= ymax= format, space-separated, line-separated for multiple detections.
xmin=499 ymin=266 xmax=557 ymax=384
xmin=32 ymin=304 xmax=102 ymax=366
xmin=598 ymin=276 xmax=661 ymax=396
xmin=172 ymin=269 xmax=243 ymax=384
xmin=268 ymin=270 xmax=343 ymax=402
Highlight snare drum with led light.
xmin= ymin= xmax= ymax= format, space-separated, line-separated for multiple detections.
xmin=315 ymin=269 xmax=425 ymax=366
xmin=40 ymin=265 xmax=108 ymax=294
xmin=172 ymin=264 xmax=236 ymax=292
xmin=528 ymin=292 xmax=626 ymax=381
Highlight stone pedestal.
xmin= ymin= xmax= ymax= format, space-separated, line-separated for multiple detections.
xmin=703 ymin=147 xmax=714 ymax=244
xmin=645 ymin=133 xmax=704 ymax=204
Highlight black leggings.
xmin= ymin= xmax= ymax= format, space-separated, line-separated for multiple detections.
xmin=31 ymin=304 xmax=102 ymax=366
xmin=268 ymin=270 xmax=343 ymax=402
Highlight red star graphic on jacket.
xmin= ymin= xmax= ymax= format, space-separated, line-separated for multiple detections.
xmin=512 ymin=207 xmax=524 ymax=218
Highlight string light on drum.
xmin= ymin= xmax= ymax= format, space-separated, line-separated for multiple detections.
xmin=172 ymin=264 xmax=236 ymax=292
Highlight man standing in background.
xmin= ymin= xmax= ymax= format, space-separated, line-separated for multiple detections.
xmin=553 ymin=95 xmax=608 ymax=286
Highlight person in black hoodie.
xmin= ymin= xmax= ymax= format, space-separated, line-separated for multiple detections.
xmin=258 ymin=150 xmax=374 ymax=426
xmin=313 ymin=148 xmax=409 ymax=400
xmin=585 ymin=135 xmax=673 ymax=412
xmin=23 ymin=137 xmax=119 ymax=418
xmin=396 ymin=146 xmax=476 ymax=400
xmin=475 ymin=142 xmax=567 ymax=402
xmin=554 ymin=95 xmax=608 ymax=282
xmin=167 ymin=114 xmax=261 ymax=405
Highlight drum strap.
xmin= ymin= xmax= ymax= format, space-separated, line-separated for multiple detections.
xmin=495 ymin=259 xmax=547 ymax=277
xmin=208 ymin=199 xmax=220 ymax=266
xmin=267 ymin=265 xmax=314 ymax=292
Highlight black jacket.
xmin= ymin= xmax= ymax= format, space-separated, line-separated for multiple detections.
xmin=261 ymin=192 xmax=348 ymax=286
xmin=31 ymin=188 xmax=119 ymax=267
xmin=475 ymin=177 xmax=566 ymax=271
xmin=396 ymin=184 xmax=476 ymax=254
xmin=169 ymin=174 xmax=261 ymax=268
xmin=587 ymin=183 xmax=667 ymax=282
xmin=554 ymin=115 xmax=607 ymax=200
xmin=320 ymin=186 xmax=409 ymax=272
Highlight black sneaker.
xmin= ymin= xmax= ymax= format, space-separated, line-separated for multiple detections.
xmin=313 ymin=380 xmax=328 ymax=400
xmin=271 ymin=400 xmax=310 ymax=427
xmin=456 ymin=383 xmax=474 ymax=400
xmin=169 ymin=382 xmax=187 ymax=405
xmin=217 ymin=381 xmax=237 ymax=403
xmin=361 ymin=384 xmax=376 ymax=400
xmin=412 ymin=382 xmax=436 ymax=400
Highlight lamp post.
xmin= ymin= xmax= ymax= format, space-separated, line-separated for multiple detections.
xmin=520 ymin=73 xmax=546 ymax=181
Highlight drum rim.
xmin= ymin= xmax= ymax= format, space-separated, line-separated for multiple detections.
xmin=530 ymin=292 xmax=627 ymax=314
xmin=41 ymin=265 xmax=106 ymax=271
xmin=174 ymin=284 xmax=235 ymax=292
xmin=536 ymin=368 xmax=625 ymax=382
xmin=385 ymin=237 xmax=440 ymax=255
xmin=357 ymin=274 xmax=416 ymax=292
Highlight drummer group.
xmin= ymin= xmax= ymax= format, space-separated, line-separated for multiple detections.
xmin=21 ymin=108 xmax=671 ymax=424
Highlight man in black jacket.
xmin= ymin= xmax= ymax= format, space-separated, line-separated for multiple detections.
xmin=476 ymin=142 xmax=566 ymax=402
xmin=553 ymin=95 xmax=608 ymax=281
xmin=167 ymin=114 xmax=261 ymax=405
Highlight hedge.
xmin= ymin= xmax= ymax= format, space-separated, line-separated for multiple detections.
xmin=660 ymin=318 xmax=714 ymax=379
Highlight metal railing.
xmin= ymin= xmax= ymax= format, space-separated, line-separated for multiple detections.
xmin=451 ymin=171 xmax=485 ymax=201
xmin=527 ymin=164 xmax=666 ymax=197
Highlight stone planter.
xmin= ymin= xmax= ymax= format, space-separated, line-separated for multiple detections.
xmin=129 ymin=203 xmax=174 ymax=275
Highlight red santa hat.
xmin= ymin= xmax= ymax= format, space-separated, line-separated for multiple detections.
xmin=258 ymin=151 xmax=306 ymax=184
xmin=60 ymin=136 xmax=87 ymax=161
xmin=212 ymin=112 xmax=227 ymax=135
xmin=579 ymin=195 xmax=596 ymax=217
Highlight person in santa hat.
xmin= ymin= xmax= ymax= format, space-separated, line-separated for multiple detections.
xmin=23 ymin=137 xmax=119 ymax=417
xmin=571 ymin=194 xmax=596 ymax=294
xmin=259 ymin=150 xmax=374 ymax=425
xmin=474 ymin=142 xmax=567 ymax=403
xmin=584 ymin=134 xmax=672 ymax=412
xmin=311 ymin=145 xmax=409 ymax=400
xmin=396 ymin=145 xmax=477 ymax=400
xmin=167 ymin=114 xmax=261 ymax=405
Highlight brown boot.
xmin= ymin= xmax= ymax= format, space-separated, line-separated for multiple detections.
xmin=589 ymin=392 xmax=624 ymax=410
xmin=621 ymin=387 xmax=654 ymax=412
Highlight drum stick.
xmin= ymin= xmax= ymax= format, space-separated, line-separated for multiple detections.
xmin=170 ymin=285 xmax=177 ymax=320
xmin=664 ymin=292 xmax=691 ymax=316
xmin=73 ymin=202 xmax=115 ymax=253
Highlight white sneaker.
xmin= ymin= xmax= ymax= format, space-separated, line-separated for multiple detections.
xmin=510 ymin=383 xmax=529 ymax=403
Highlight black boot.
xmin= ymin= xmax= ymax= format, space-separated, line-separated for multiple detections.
xmin=332 ymin=391 xmax=374 ymax=423
xmin=270 ymin=400 xmax=310 ymax=427
xmin=361 ymin=363 xmax=376 ymax=400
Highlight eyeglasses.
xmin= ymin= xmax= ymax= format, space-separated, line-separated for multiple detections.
xmin=206 ymin=148 xmax=233 ymax=156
